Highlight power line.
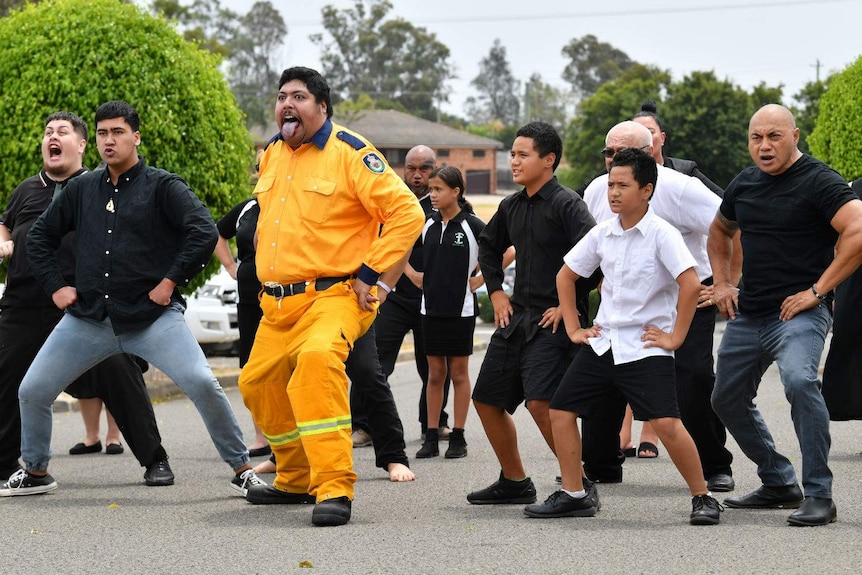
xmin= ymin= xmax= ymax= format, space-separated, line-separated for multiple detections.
xmin=285 ymin=0 xmax=854 ymax=27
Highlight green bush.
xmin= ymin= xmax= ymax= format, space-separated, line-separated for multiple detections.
xmin=809 ymin=56 xmax=862 ymax=181
xmin=0 ymin=0 xmax=255 ymax=288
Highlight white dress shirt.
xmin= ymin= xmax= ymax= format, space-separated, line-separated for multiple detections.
xmin=583 ymin=164 xmax=719 ymax=282
xmin=563 ymin=208 xmax=696 ymax=364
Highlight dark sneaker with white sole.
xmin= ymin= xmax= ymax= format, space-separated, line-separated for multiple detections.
xmin=524 ymin=490 xmax=598 ymax=518
xmin=690 ymin=494 xmax=723 ymax=525
xmin=0 ymin=469 xmax=57 ymax=497
xmin=230 ymin=469 xmax=266 ymax=496
xmin=467 ymin=472 xmax=537 ymax=505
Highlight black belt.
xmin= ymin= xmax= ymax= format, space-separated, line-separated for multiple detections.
xmin=263 ymin=276 xmax=350 ymax=298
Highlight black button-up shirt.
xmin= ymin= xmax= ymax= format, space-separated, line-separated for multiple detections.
xmin=478 ymin=176 xmax=597 ymax=341
xmin=27 ymin=158 xmax=216 ymax=333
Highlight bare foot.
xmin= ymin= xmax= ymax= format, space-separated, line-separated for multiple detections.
xmin=387 ymin=462 xmax=415 ymax=482
xmin=253 ymin=458 xmax=276 ymax=474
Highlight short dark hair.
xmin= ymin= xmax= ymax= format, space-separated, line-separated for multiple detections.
xmin=609 ymin=147 xmax=658 ymax=198
xmin=632 ymin=100 xmax=663 ymax=132
xmin=95 ymin=100 xmax=140 ymax=132
xmin=515 ymin=122 xmax=562 ymax=171
xmin=45 ymin=111 xmax=88 ymax=141
xmin=278 ymin=67 xmax=333 ymax=119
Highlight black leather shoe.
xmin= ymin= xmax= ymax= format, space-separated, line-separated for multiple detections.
xmin=524 ymin=490 xmax=597 ymax=518
xmin=144 ymin=459 xmax=175 ymax=486
xmin=724 ymin=484 xmax=803 ymax=509
xmin=69 ymin=441 xmax=102 ymax=455
xmin=312 ymin=496 xmax=352 ymax=526
xmin=707 ymin=473 xmax=735 ymax=493
xmin=787 ymin=496 xmax=837 ymax=526
xmin=246 ymin=484 xmax=315 ymax=505
xmin=467 ymin=472 xmax=537 ymax=505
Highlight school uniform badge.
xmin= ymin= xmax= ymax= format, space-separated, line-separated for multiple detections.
xmin=362 ymin=152 xmax=386 ymax=174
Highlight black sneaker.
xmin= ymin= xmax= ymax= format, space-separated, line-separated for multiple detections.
xmin=246 ymin=484 xmax=315 ymax=505
xmin=144 ymin=459 xmax=175 ymax=486
xmin=230 ymin=469 xmax=266 ymax=496
xmin=524 ymin=490 xmax=598 ymax=518
xmin=467 ymin=472 xmax=537 ymax=505
xmin=690 ymin=494 xmax=723 ymax=525
xmin=583 ymin=477 xmax=601 ymax=512
xmin=0 ymin=469 xmax=57 ymax=497
xmin=312 ymin=496 xmax=352 ymax=526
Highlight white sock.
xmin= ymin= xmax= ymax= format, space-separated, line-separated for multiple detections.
xmin=562 ymin=488 xmax=586 ymax=499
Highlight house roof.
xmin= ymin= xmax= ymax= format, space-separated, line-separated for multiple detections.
xmin=334 ymin=109 xmax=504 ymax=150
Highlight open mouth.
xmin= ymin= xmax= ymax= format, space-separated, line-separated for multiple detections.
xmin=48 ymin=144 xmax=62 ymax=158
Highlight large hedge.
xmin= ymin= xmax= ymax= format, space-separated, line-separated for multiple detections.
xmin=809 ymin=56 xmax=862 ymax=181
xmin=0 ymin=0 xmax=255 ymax=285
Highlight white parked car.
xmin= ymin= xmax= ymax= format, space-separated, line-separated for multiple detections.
xmin=183 ymin=267 xmax=240 ymax=355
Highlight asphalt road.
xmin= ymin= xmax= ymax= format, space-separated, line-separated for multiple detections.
xmin=4 ymin=323 xmax=862 ymax=574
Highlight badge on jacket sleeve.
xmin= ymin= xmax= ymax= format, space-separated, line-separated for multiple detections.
xmin=362 ymin=152 xmax=386 ymax=174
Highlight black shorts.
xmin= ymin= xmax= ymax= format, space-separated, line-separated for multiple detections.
xmin=472 ymin=324 xmax=575 ymax=414
xmin=550 ymin=346 xmax=679 ymax=421
xmin=422 ymin=315 xmax=476 ymax=356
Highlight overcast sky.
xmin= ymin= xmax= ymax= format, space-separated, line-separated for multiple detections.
xmin=221 ymin=0 xmax=861 ymax=118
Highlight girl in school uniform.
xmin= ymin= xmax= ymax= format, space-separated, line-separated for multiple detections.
xmin=415 ymin=166 xmax=485 ymax=459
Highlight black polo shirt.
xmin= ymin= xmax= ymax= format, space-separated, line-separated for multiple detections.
xmin=0 ymin=168 xmax=84 ymax=308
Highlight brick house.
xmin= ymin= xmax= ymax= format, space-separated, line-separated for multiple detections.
xmin=335 ymin=109 xmax=505 ymax=194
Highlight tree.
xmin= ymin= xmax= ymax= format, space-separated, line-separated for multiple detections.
xmin=465 ymin=39 xmax=520 ymax=125
xmin=793 ymin=78 xmax=830 ymax=155
xmin=809 ymin=56 xmax=862 ymax=181
xmin=563 ymin=64 xmax=671 ymax=187
xmin=226 ymin=2 xmax=287 ymax=130
xmin=0 ymin=0 xmax=254 ymax=287
xmin=561 ymin=34 xmax=636 ymax=100
xmin=310 ymin=0 xmax=455 ymax=120
xmin=523 ymin=73 xmax=570 ymax=132
xmin=663 ymin=71 xmax=770 ymax=188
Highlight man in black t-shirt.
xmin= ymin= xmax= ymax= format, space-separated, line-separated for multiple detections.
xmin=708 ymin=104 xmax=862 ymax=527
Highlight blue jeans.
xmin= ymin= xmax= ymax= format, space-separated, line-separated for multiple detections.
xmin=18 ymin=307 xmax=250 ymax=471
xmin=711 ymin=304 xmax=833 ymax=498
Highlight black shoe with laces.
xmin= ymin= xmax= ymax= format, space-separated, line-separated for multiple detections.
xmin=467 ymin=472 xmax=537 ymax=505
xmin=690 ymin=494 xmax=723 ymax=525
xmin=0 ymin=469 xmax=57 ymax=497
xmin=524 ymin=490 xmax=598 ymax=518
xmin=144 ymin=459 xmax=175 ymax=486
xmin=583 ymin=477 xmax=601 ymax=512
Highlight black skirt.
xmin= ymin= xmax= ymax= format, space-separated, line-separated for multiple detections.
xmin=421 ymin=315 xmax=476 ymax=357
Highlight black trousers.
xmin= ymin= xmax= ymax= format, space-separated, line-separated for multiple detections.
xmin=366 ymin=297 xmax=449 ymax=432
xmin=581 ymin=306 xmax=733 ymax=481
xmin=347 ymin=325 xmax=409 ymax=469
xmin=0 ymin=306 xmax=166 ymax=470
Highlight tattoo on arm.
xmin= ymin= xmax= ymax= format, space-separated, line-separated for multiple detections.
xmin=717 ymin=212 xmax=739 ymax=233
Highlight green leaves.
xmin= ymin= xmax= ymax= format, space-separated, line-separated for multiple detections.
xmin=0 ymin=0 xmax=254 ymax=289
xmin=809 ymin=56 xmax=862 ymax=180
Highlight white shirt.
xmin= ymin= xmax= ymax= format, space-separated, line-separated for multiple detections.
xmin=583 ymin=164 xmax=719 ymax=282
xmin=564 ymin=208 xmax=696 ymax=364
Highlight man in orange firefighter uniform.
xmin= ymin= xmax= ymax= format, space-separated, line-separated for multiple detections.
xmin=238 ymin=67 xmax=425 ymax=527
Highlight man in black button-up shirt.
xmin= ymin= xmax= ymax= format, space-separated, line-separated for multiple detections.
xmin=467 ymin=122 xmax=598 ymax=506
xmin=2 ymin=101 xmax=262 ymax=498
